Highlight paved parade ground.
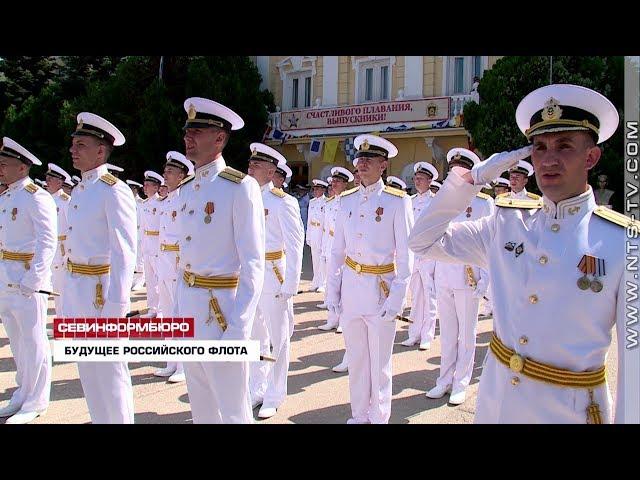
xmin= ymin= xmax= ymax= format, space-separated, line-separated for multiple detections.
xmin=0 ymin=246 xmax=619 ymax=424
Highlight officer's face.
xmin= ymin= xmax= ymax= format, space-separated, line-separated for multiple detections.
xmin=414 ymin=172 xmax=433 ymax=193
xmin=184 ymin=127 xmax=226 ymax=166
xmin=331 ymin=177 xmax=348 ymax=194
xmin=312 ymin=186 xmax=325 ymax=198
xmin=508 ymin=172 xmax=528 ymax=192
xmin=159 ymin=185 xmax=169 ymax=197
xmin=598 ymin=178 xmax=607 ymax=188
xmin=0 ymin=156 xmax=28 ymax=185
xmin=45 ymin=174 xmax=64 ymax=193
xmin=494 ymin=185 xmax=509 ymax=196
xmin=163 ymin=165 xmax=186 ymax=191
xmin=143 ymin=180 xmax=159 ymax=197
xmin=69 ymin=136 xmax=105 ymax=172
xmin=273 ymin=172 xmax=286 ymax=188
xmin=247 ymin=160 xmax=275 ymax=186
xmin=356 ymin=156 xmax=387 ymax=185
xmin=63 ymin=185 xmax=73 ymax=196
xmin=531 ymin=131 xmax=601 ymax=202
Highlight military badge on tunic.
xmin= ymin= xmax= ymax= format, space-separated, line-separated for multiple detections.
xmin=514 ymin=243 xmax=524 ymax=257
xmin=375 ymin=207 xmax=384 ymax=222
xmin=504 ymin=242 xmax=516 ymax=252
xmin=466 ymin=206 xmax=472 ymax=218
xmin=264 ymin=208 xmax=269 ymax=216
xmin=171 ymin=211 xmax=177 ymax=222
xmin=11 ymin=208 xmax=17 ymax=221
xmin=577 ymin=254 xmax=605 ymax=292
xmin=204 ymin=202 xmax=214 ymax=224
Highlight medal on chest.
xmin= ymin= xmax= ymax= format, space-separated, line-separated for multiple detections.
xmin=577 ymin=254 xmax=605 ymax=292
xmin=466 ymin=206 xmax=472 ymax=218
xmin=375 ymin=207 xmax=384 ymax=222
xmin=171 ymin=211 xmax=177 ymax=222
xmin=204 ymin=202 xmax=214 ymax=224
xmin=11 ymin=208 xmax=18 ymax=221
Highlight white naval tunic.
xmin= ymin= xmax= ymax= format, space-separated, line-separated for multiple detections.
xmin=0 ymin=177 xmax=56 ymax=414
xmin=327 ymin=179 xmax=414 ymax=423
xmin=250 ymin=181 xmax=304 ymax=409
xmin=132 ymin=195 xmax=146 ymax=289
xmin=140 ymin=193 xmax=162 ymax=314
xmin=409 ymin=171 xmax=629 ymax=423
xmin=63 ymin=164 xmax=137 ymax=423
xmin=407 ymin=190 xmax=437 ymax=344
xmin=174 ymin=157 xmax=265 ymax=424
xmin=433 ymin=193 xmax=493 ymax=393
xmin=51 ymin=189 xmax=70 ymax=316
xmin=307 ymin=195 xmax=326 ymax=289
xmin=321 ymin=194 xmax=341 ymax=328
xmin=156 ymin=188 xmax=183 ymax=374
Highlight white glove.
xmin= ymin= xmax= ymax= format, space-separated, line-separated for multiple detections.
xmin=326 ymin=301 xmax=342 ymax=316
xmin=19 ymin=284 xmax=35 ymax=298
xmin=377 ymin=303 xmax=398 ymax=323
xmin=470 ymin=145 xmax=533 ymax=186
xmin=277 ymin=291 xmax=295 ymax=302
xmin=473 ymin=279 xmax=488 ymax=300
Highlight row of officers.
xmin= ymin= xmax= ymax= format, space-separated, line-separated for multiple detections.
xmin=0 ymin=83 xmax=636 ymax=424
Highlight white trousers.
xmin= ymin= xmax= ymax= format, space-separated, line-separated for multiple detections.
xmin=157 ymin=252 xmax=182 ymax=375
xmin=435 ymin=286 xmax=479 ymax=392
xmin=342 ymin=312 xmax=396 ymax=424
xmin=0 ymin=290 xmax=51 ymax=412
xmin=143 ymin=254 xmax=159 ymax=313
xmin=175 ymin=279 xmax=252 ymax=424
xmin=249 ymin=292 xmax=293 ymax=408
xmin=52 ymin=263 xmax=65 ymax=316
xmin=63 ymin=272 xmax=134 ymax=424
xmin=310 ymin=245 xmax=325 ymax=289
xmin=407 ymin=265 xmax=437 ymax=343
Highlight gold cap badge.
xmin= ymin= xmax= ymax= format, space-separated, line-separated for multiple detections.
xmin=187 ymin=104 xmax=197 ymax=120
xmin=541 ymin=97 xmax=563 ymax=121
xmin=361 ymin=139 xmax=369 ymax=151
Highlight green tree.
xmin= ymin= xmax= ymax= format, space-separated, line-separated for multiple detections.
xmin=0 ymin=56 xmax=57 ymax=113
xmin=463 ymin=56 xmax=624 ymax=210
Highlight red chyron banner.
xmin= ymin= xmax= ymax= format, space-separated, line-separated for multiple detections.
xmin=53 ymin=318 xmax=195 ymax=339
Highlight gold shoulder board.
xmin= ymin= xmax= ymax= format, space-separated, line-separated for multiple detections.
xmin=219 ymin=167 xmax=246 ymax=184
xmin=383 ymin=185 xmax=407 ymax=198
xmin=496 ymin=192 xmax=510 ymax=199
xmin=178 ymin=174 xmax=195 ymax=187
xmin=495 ymin=196 xmax=542 ymax=209
xmin=271 ymin=187 xmax=286 ymax=198
xmin=24 ymin=183 xmax=38 ymax=194
xmin=60 ymin=192 xmax=71 ymax=201
xmin=325 ymin=195 xmax=335 ymax=203
xmin=99 ymin=173 xmax=118 ymax=186
xmin=527 ymin=192 xmax=541 ymax=200
xmin=593 ymin=206 xmax=640 ymax=229
xmin=340 ymin=187 xmax=359 ymax=197
xmin=476 ymin=192 xmax=492 ymax=200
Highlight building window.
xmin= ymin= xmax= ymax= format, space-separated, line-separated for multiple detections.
xmin=358 ymin=59 xmax=391 ymax=103
xmin=454 ymin=57 xmax=465 ymax=94
xmin=473 ymin=56 xmax=483 ymax=78
xmin=288 ymin=72 xmax=312 ymax=109
xmin=445 ymin=56 xmax=488 ymax=96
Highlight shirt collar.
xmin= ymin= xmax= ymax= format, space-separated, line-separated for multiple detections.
xmin=6 ymin=176 xmax=31 ymax=192
xmin=541 ymin=186 xmax=596 ymax=221
xmin=82 ymin=163 xmax=109 ymax=182
xmin=195 ymin=156 xmax=226 ymax=180
xmin=360 ymin=178 xmax=384 ymax=195
xmin=261 ymin=181 xmax=274 ymax=193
